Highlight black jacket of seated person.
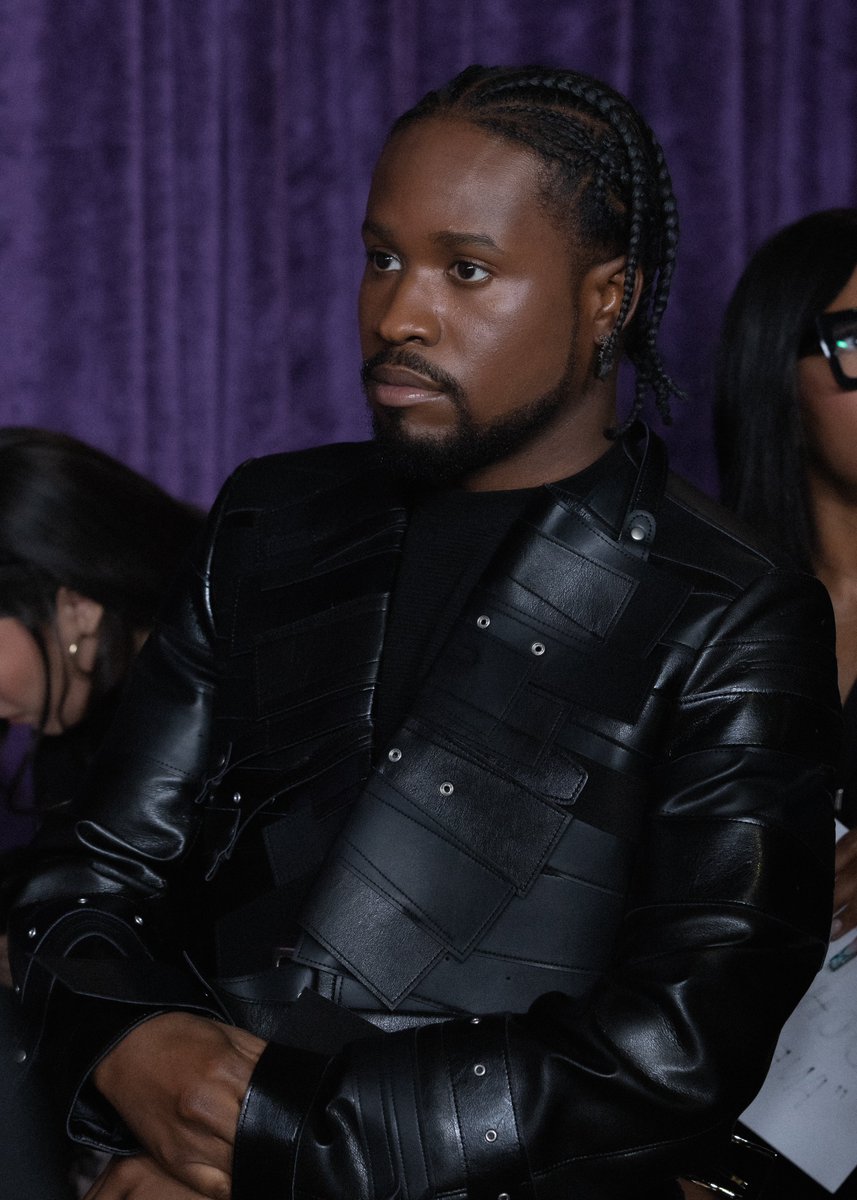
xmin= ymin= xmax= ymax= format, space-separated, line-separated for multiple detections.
xmin=10 ymin=424 xmax=841 ymax=1200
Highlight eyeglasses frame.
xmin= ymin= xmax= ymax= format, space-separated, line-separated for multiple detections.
xmin=809 ymin=308 xmax=857 ymax=392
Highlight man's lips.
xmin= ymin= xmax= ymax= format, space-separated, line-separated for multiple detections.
xmin=367 ymin=365 xmax=447 ymax=407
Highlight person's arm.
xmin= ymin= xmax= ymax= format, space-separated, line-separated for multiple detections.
xmin=225 ymin=566 xmax=839 ymax=1199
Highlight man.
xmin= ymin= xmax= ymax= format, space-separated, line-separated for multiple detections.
xmin=11 ymin=66 xmax=840 ymax=1200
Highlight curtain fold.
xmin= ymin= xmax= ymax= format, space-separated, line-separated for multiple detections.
xmin=1 ymin=0 xmax=854 ymax=504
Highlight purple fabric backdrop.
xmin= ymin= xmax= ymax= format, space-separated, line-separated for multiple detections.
xmin=1 ymin=0 xmax=855 ymax=505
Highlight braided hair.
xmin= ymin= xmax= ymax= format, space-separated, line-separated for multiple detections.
xmin=390 ymin=65 xmax=683 ymax=427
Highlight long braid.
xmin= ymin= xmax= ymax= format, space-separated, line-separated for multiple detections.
xmin=391 ymin=66 xmax=684 ymax=425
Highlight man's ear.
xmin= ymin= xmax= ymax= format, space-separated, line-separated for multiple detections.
xmin=583 ymin=254 xmax=643 ymax=343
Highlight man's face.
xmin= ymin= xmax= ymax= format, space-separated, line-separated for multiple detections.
xmin=359 ymin=117 xmax=598 ymax=487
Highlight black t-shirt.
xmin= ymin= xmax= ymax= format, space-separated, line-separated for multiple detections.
xmin=373 ymin=485 xmax=534 ymax=750
xmin=374 ymin=445 xmax=619 ymax=749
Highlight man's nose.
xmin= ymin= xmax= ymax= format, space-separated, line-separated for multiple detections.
xmin=375 ymin=273 xmax=440 ymax=346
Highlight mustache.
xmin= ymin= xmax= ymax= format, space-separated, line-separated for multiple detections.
xmin=361 ymin=348 xmax=466 ymax=407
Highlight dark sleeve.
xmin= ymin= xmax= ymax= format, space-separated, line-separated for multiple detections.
xmin=7 ymin=466 xmax=249 ymax=1152
xmin=232 ymin=568 xmax=840 ymax=1199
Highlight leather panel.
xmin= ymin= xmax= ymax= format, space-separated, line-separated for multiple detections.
xmin=338 ymin=791 xmax=517 ymax=952
xmin=503 ymin=527 xmax=637 ymax=639
xmin=373 ymin=727 xmax=574 ymax=880
xmin=296 ymin=857 xmax=446 ymax=1007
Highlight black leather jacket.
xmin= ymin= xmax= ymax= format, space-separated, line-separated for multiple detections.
xmin=10 ymin=428 xmax=840 ymax=1199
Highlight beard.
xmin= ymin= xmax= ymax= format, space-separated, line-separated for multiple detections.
xmin=362 ymin=347 xmax=577 ymax=487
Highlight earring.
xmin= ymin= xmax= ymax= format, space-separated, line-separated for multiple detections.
xmin=68 ymin=642 xmax=79 ymax=657
xmin=595 ymin=333 xmax=613 ymax=380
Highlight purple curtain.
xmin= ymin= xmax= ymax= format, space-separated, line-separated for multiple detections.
xmin=1 ymin=0 xmax=855 ymax=504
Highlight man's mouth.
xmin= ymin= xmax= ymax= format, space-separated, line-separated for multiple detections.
xmin=366 ymin=365 xmax=447 ymax=407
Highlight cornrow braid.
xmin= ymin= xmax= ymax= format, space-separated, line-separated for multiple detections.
xmin=391 ymin=65 xmax=684 ymax=427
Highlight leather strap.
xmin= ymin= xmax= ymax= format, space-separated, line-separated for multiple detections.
xmin=232 ymin=1040 xmax=326 ymax=1200
xmin=619 ymin=422 xmax=668 ymax=554
xmin=231 ymin=993 xmax=382 ymax=1199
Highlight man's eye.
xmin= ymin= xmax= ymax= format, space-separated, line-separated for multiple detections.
xmin=446 ymin=261 xmax=487 ymax=282
xmin=451 ymin=261 xmax=490 ymax=283
xmin=368 ymin=251 xmax=401 ymax=272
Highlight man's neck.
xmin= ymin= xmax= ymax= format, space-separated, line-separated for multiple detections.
xmin=461 ymin=397 xmax=618 ymax=492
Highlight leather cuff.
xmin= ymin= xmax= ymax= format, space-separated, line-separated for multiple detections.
xmin=232 ymin=1041 xmax=330 ymax=1200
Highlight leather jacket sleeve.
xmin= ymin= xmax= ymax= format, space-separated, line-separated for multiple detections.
xmin=231 ymin=566 xmax=839 ymax=1199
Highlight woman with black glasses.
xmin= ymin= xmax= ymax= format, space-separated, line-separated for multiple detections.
xmin=714 ymin=207 xmax=857 ymax=1200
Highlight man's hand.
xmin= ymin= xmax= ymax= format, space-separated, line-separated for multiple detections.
xmin=85 ymin=1153 xmax=212 ymax=1199
xmin=833 ymin=827 xmax=857 ymax=939
xmin=93 ymin=1012 xmax=266 ymax=1200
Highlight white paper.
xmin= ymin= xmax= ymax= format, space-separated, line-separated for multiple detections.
xmin=741 ymin=821 xmax=857 ymax=1192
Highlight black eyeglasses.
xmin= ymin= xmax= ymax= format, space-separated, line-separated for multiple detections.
xmin=799 ymin=307 xmax=857 ymax=391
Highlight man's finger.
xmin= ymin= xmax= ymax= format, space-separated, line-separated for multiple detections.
xmin=84 ymin=1154 xmax=214 ymax=1200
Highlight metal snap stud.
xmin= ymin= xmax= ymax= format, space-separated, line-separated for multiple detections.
xmin=474 ymin=1064 xmax=486 ymax=1077
xmin=388 ymin=748 xmax=402 ymax=762
xmin=133 ymin=915 xmax=144 ymax=926
xmin=27 ymin=928 xmax=36 ymax=939
xmin=629 ymin=524 xmax=646 ymax=542
xmin=77 ymin=897 xmax=88 ymax=905
xmin=470 ymin=1016 xmax=481 ymax=1025
xmin=476 ymin=615 xmax=491 ymax=629
xmin=14 ymin=1048 xmax=27 ymax=1063
xmin=439 ymin=782 xmax=454 ymax=796
xmin=232 ymin=791 xmax=242 ymax=804
xmin=531 ymin=642 xmax=546 ymax=656
xmin=498 ymin=1193 xmax=511 ymax=1199
xmin=485 ymin=1129 xmax=498 ymax=1143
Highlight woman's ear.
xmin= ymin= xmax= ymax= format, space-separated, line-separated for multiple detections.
xmin=54 ymin=586 xmax=104 ymax=670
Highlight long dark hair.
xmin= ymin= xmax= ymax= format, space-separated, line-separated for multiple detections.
xmin=0 ymin=428 xmax=202 ymax=797
xmin=389 ymin=64 xmax=683 ymax=427
xmin=715 ymin=209 xmax=857 ymax=568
